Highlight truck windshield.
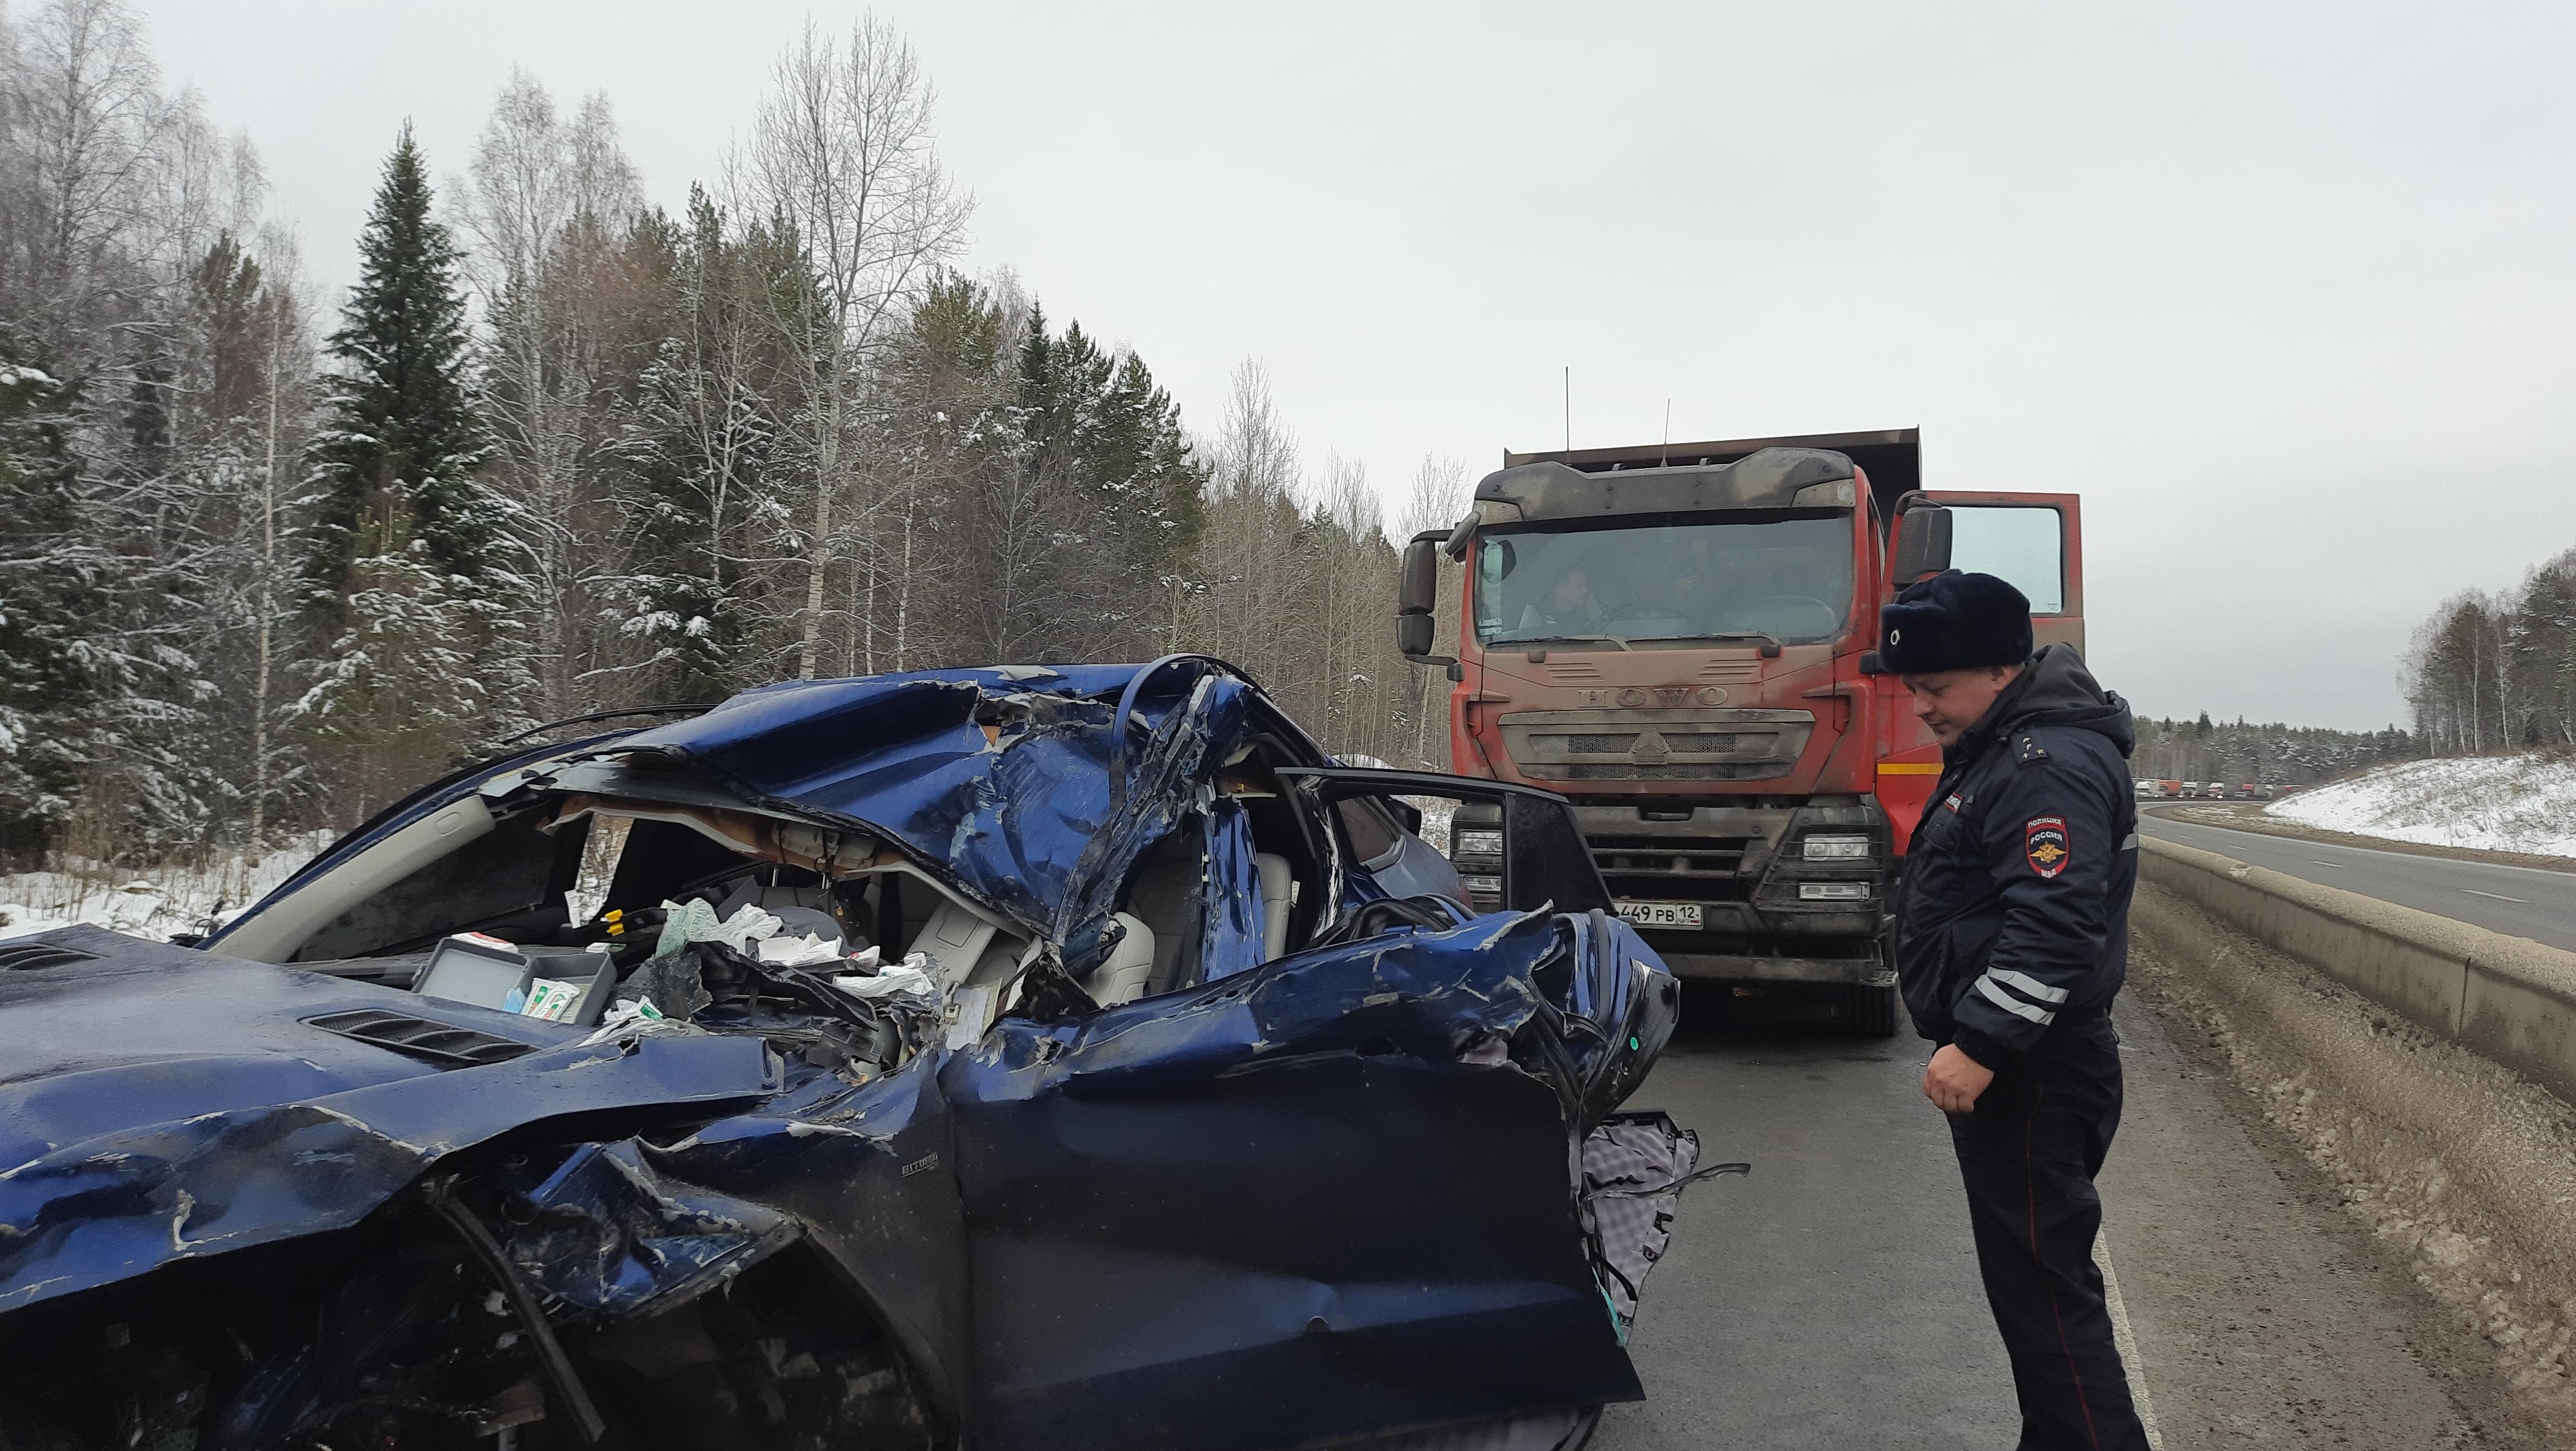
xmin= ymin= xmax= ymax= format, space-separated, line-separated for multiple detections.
xmin=1473 ymin=515 xmax=1853 ymax=648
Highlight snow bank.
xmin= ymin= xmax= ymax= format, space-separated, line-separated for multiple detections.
xmin=0 ymin=833 xmax=332 ymax=943
xmin=2268 ymin=752 xmax=2576 ymax=858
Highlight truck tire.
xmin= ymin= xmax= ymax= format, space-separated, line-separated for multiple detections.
xmin=1846 ymin=981 xmax=1899 ymax=1038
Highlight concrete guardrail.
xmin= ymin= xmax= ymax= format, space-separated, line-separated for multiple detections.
xmin=2143 ymin=837 xmax=2576 ymax=1106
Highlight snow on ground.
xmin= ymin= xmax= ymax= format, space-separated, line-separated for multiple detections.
xmin=0 ymin=832 xmax=334 ymax=942
xmin=2268 ymin=751 xmax=2576 ymax=858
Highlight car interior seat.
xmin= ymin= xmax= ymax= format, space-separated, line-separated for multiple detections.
xmin=1253 ymin=852 xmax=1292 ymax=961
xmin=1126 ymin=829 xmax=1205 ymax=996
xmin=910 ymin=893 xmax=999 ymax=994
xmin=1087 ymin=913 xmax=1157 ymax=1006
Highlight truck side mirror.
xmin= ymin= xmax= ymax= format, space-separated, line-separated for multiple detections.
xmin=1399 ymin=537 xmax=1439 ymax=614
xmin=1891 ymin=504 xmax=1954 ymax=586
xmin=1397 ymin=535 xmax=1455 ymax=670
xmin=1397 ymin=612 xmax=1435 ymax=658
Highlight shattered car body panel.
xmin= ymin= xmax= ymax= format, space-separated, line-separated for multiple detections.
xmin=0 ymin=659 xmax=1706 ymax=1450
xmin=951 ymin=911 xmax=1642 ymax=1451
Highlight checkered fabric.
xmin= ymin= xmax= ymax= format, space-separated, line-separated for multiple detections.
xmin=1582 ymin=1111 xmax=1743 ymax=1337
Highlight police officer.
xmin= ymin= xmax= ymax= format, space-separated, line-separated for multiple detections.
xmin=1882 ymin=569 xmax=2149 ymax=1451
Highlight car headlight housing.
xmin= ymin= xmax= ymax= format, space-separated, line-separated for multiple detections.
xmin=1802 ymin=834 xmax=1872 ymax=861
xmin=1453 ymin=829 xmax=1502 ymax=858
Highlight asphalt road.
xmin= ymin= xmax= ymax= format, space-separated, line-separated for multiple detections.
xmin=1590 ymin=986 xmax=2491 ymax=1448
xmin=2140 ymin=811 xmax=2576 ymax=951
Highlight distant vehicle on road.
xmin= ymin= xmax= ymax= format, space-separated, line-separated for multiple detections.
xmin=2134 ymin=779 xmax=2165 ymax=799
xmin=2182 ymin=781 xmax=2204 ymax=798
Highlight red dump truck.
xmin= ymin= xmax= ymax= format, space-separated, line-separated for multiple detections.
xmin=1396 ymin=429 xmax=2086 ymax=1033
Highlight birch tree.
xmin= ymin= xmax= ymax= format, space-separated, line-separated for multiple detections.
xmin=463 ymin=74 xmax=646 ymax=719
xmin=736 ymin=16 xmax=970 ymax=678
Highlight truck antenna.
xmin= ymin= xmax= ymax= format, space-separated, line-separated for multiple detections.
xmin=1563 ymin=366 xmax=1570 ymax=451
xmin=1661 ymin=400 xmax=1671 ymax=466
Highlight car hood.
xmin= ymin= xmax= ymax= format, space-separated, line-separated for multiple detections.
xmin=0 ymin=927 xmax=778 ymax=1312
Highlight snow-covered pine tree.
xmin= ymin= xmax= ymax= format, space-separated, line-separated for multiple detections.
xmin=1091 ymin=348 xmax=1207 ymax=650
xmin=305 ymin=125 xmax=496 ymax=595
xmin=296 ymin=125 xmax=509 ymax=814
xmin=599 ymin=188 xmax=792 ymax=701
xmin=0 ymin=348 xmax=92 ymax=864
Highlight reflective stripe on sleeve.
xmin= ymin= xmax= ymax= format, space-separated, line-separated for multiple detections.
xmin=1977 ymin=975 xmax=2057 ymax=1025
xmin=2120 ymin=832 xmax=2140 ymax=850
xmin=1986 ymin=967 xmax=2070 ymax=1004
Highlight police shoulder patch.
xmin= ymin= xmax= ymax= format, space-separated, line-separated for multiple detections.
xmin=2025 ymin=815 xmax=2071 ymax=878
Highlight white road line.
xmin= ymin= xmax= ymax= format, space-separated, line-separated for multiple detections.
xmin=2094 ymin=1231 xmax=2166 ymax=1450
xmin=2463 ymin=888 xmax=2528 ymax=903
xmin=2307 ymin=860 xmax=2345 ymax=868
xmin=2146 ymin=816 xmax=2576 ymax=880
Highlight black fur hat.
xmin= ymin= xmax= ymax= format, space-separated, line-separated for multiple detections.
xmin=1877 ymin=571 xmax=2032 ymax=674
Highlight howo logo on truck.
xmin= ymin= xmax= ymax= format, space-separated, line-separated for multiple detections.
xmin=1573 ymin=686 xmax=1728 ymax=708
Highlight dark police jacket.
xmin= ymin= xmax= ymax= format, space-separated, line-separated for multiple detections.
xmin=1895 ymin=644 xmax=2139 ymax=1067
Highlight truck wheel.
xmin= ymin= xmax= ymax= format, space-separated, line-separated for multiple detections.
xmin=1846 ymin=981 xmax=1899 ymax=1038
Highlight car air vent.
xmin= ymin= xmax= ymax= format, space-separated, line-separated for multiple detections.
xmin=0 ymin=942 xmax=101 ymax=971
xmin=304 ymin=1008 xmax=539 ymax=1068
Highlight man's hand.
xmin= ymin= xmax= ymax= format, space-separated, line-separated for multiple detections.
xmin=1923 ymin=1043 xmax=1996 ymax=1113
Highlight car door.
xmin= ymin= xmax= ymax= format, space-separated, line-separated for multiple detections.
xmin=939 ymin=771 xmax=1656 ymax=1451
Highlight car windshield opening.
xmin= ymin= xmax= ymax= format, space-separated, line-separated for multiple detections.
xmin=1472 ymin=515 xmax=1854 ymax=648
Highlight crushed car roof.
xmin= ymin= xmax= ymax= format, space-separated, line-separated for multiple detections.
xmin=218 ymin=659 xmax=1309 ymax=979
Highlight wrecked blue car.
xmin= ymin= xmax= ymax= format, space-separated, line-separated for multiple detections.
xmin=0 ymin=658 xmax=1712 ymax=1450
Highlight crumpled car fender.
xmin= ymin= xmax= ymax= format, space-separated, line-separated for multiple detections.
xmin=0 ymin=1025 xmax=777 ymax=1312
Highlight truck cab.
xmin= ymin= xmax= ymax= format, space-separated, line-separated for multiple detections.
xmin=1397 ymin=429 xmax=2084 ymax=1034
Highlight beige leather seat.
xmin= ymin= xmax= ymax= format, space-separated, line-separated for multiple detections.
xmin=1091 ymin=848 xmax=1296 ymax=1007
xmin=910 ymin=895 xmax=998 ymax=995
xmin=1088 ymin=913 xmax=1157 ymax=1006
xmin=1253 ymin=853 xmax=1293 ymax=961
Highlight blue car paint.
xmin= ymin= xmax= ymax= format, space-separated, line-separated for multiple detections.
xmin=9 ymin=661 xmax=1681 ymax=1450
xmin=0 ymin=928 xmax=777 ymax=1315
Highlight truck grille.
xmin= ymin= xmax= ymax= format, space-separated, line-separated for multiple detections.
xmin=1573 ymin=733 xmax=1744 ymax=753
xmin=1660 ymin=733 xmax=1739 ymax=752
xmin=1587 ymin=832 xmax=1762 ymax=903
xmin=1499 ymin=708 xmax=1813 ymax=782
xmin=1568 ymin=733 xmax=1638 ymax=752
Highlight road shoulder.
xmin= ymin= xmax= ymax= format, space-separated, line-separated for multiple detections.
xmin=2123 ymin=883 xmax=2571 ymax=1449
xmin=2144 ymin=802 xmax=2576 ymax=876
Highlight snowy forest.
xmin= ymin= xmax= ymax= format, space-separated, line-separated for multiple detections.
xmin=2129 ymin=714 xmax=2416 ymax=788
xmin=2401 ymin=549 xmax=2576 ymax=755
xmin=0 ymin=0 xmax=1467 ymax=872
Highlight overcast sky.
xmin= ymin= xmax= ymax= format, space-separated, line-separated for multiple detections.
xmin=135 ymin=0 xmax=2576 ymax=729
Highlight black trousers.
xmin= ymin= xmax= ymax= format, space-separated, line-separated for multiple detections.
xmin=1947 ymin=1014 xmax=2151 ymax=1451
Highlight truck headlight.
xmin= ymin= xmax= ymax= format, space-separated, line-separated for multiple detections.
xmin=1802 ymin=834 xmax=1871 ymax=861
xmin=1798 ymin=882 xmax=1872 ymax=901
xmin=1461 ymin=874 xmax=1504 ymax=895
xmin=1454 ymin=829 xmax=1502 ymax=858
